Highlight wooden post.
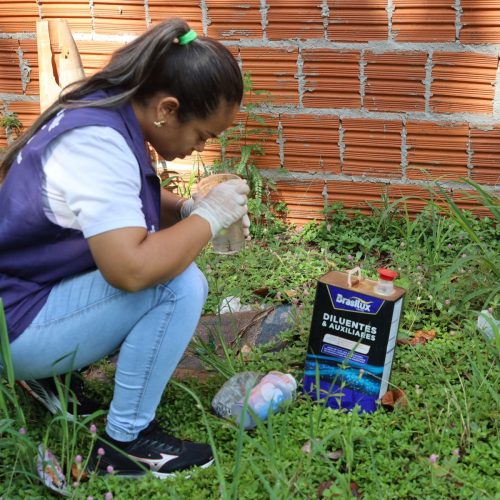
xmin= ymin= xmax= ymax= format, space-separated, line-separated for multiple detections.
xmin=36 ymin=19 xmax=85 ymax=112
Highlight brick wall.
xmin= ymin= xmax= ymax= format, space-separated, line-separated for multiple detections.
xmin=1 ymin=1 xmax=499 ymax=224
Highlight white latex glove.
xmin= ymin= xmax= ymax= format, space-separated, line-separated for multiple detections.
xmin=179 ymin=197 xmax=195 ymax=219
xmin=241 ymin=213 xmax=251 ymax=238
xmin=190 ymin=179 xmax=249 ymax=237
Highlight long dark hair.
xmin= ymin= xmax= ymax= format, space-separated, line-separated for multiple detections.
xmin=0 ymin=18 xmax=243 ymax=179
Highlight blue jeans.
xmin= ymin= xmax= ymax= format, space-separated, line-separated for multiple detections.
xmin=9 ymin=263 xmax=208 ymax=442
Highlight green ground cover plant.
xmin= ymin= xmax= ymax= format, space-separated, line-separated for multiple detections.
xmin=0 ymin=181 xmax=498 ymax=499
xmin=0 ymin=112 xmax=23 ymax=152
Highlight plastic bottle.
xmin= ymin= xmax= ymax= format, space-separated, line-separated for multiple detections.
xmin=231 ymin=371 xmax=297 ymax=429
xmin=477 ymin=309 xmax=499 ymax=340
xmin=374 ymin=268 xmax=398 ymax=296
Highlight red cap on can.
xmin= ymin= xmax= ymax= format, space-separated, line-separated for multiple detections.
xmin=378 ymin=268 xmax=398 ymax=281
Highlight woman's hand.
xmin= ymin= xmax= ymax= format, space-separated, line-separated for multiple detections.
xmin=87 ymin=180 xmax=249 ymax=292
xmin=190 ymin=179 xmax=249 ymax=237
xmin=87 ymin=217 xmax=212 ymax=292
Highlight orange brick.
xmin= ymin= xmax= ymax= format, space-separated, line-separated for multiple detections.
xmin=365 ymin=52 xmax=426 ymax=112
xmin=271 ymin=179 xmax=392 ymax=224
xmin=207 ymin=0 xmax=262 ymax=40
xmin=0 ymin=99 xmax=7 ymax=149
xmin=272 ymin=179 xmax=490 ymax=226
xmin=93 ymin=1 xmax=147 ymax=35
xmin=267 ymin=1 xmax=324 ymax=40
xmin=8 ymin=100 xmax=41 ymax=130
xmin=0 ymin=38 xmax=38 ymax=96
xmin=406 ymin=121 xmax=469 ymax=181
xmin=39 ymin=0 xmax=93 ymax=32
xmin=449 ymin=189 xmax=492 ymax=217
xmin=18 ymin=39 xmax=39 ymax=96
xmin=199 ymin=141 xmax=223 ymax=167
xmin=239 ymin=47 xmax=298 ymax=106
xmin=392 ymin=1 xmax=456 ymax=42
xmin=342 ymin=118 xmax=403 ymax=178
xmin=148 ymin=1 xmax=203 ymax=33
xmin=327 ymin=0 xmax=387 ymax=42
xmin=175 ymin=113 xmax=279 ymax=172
xmin=470 ymin=126 xmax=500 ymax=185
xmin=302 ymin=49 xmax=360 ymax=108
xmin=0 ymin=39 xmax=25 ymax=95
xmin=176 ymin=113 xmax=279 ymax=172
xmin=0 ymin=110 xmax=24 ymax=144
xmin=461 ymin=0 xmax=500 ymax=44
xmin=430 ymin=52 xmax=497 ymax=115
xmin=0 ymin=1 xmax=39 ymax=33
xmin=281 ymin=114 xmax=340 ymax=173
xmin=75 ymin=40 xmax=123 ymax=77
xmin=17 ymin=38 xmax=122 ymax=97
xmin=165 ymin=150 xmax=219 ymax=171
xmin=388 ymin=184 xmax=491 ymax=217
xmin=271 ymin=179 xmax=326 ymax=224
xmin=388 ymin=184 xmax=439 ymax=214
xmin=224 ymin=113 xmax=280 ymax=170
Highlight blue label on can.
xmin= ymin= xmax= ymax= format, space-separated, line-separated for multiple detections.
xmin=321 ymin=344 xmax=369 ymax=364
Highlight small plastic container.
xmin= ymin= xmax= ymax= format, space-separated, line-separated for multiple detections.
xmin=195 ymin=173 xmax=246 ymax=255
xmin=231 ymin=371 xmax=297 ymax=429
xmin=374 ymin=268 xmax=398 ymax=296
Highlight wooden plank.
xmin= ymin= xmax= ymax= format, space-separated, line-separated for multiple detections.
xmin=53 ymin=19 xmax=85 ymax=88
xmin=36 ymin=20 xmax=61 ymax=112
xmin=36 ymin=19 xmax=84 ymax=112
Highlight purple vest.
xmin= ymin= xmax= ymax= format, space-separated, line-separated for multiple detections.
xmin=0 ymin=92 xmax=160 ymax=342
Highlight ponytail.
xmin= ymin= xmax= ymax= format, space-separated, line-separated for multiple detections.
xmin=1 ymin=18 xmax=243 ymax=180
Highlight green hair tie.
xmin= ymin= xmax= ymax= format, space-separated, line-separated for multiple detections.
xmin=178 ymin=29 xmax=198 ymax=45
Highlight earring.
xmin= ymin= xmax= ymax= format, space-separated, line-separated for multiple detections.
xmin=153 ymin=120 xmax=166 ymax=128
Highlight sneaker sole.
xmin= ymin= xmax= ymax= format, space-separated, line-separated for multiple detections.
xmin=90 ymin=458 xmax=214 ymax=479
xmin=153 ymin=458 xmax=214 ymax=479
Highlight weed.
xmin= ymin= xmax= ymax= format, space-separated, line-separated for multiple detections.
xmin=202 ymin=73 xmax=287 ymax=239
xmin=0 ymin=112 xmax=23 ymax=143
xmin=1 ymin=184 xmax=498 ymax=498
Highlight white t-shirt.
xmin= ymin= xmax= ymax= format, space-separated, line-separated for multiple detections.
xmin=41 ymin=126 xmax=147 ymax=238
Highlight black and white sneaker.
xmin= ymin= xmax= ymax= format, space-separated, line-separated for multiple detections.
xmin=88 ymin=420 xmax=214 ymax=478
xmin=18 ymin=373 xmax=104 ymax=420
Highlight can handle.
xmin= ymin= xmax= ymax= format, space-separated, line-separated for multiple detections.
xmin=347 ymin=267 xmax=362 ymax=288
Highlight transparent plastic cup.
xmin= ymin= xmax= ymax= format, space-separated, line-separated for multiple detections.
xmin=195 ymin=173 xmax=246 ymax=255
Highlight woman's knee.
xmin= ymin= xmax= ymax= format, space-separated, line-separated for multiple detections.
xmin=162 ymin=263 xmax=208 ymax=309
xmin=181 ymin=263 xmax=209 ymax=306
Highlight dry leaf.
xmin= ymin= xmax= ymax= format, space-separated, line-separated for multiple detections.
xmin=410 ymin=329 xmax=436 ymax=345
xmin=303 ymin=440 xmax=342 ymax=461
xmin=350 ymin=481 xmax=362 ymax=497
xmin=253 ymin=287 xmax=270 ymax=297
xmin=396 ymin=337 xmax=411 ymax=346
xmin=327 ymin=449 xmax=343 ymax=461
xmin=381 ymin=388 xmax=408 ymax=410
xmin=240 ymin=344 xmax=252 ymax=362
xmin=284 ymin=289 xmax=298 ymax=298
xmin=301 ymin=438 xmax=320 ymax=454
xmin=317 ymin=480 xmax=334 ymax=498
xmin=71 ymin=463 xmax=88 ymax=482
xmin=317 ymin=480 xmax=362 ymax=498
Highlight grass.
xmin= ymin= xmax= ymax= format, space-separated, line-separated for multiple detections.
xmin=0 ymin=185 xmax=498 ymax=499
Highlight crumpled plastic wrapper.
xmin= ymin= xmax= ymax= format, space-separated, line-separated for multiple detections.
xmin=211 ymin=371 xmax=262 ymax=418
xmin=36 ymin=444 xmax=69 ymax=497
